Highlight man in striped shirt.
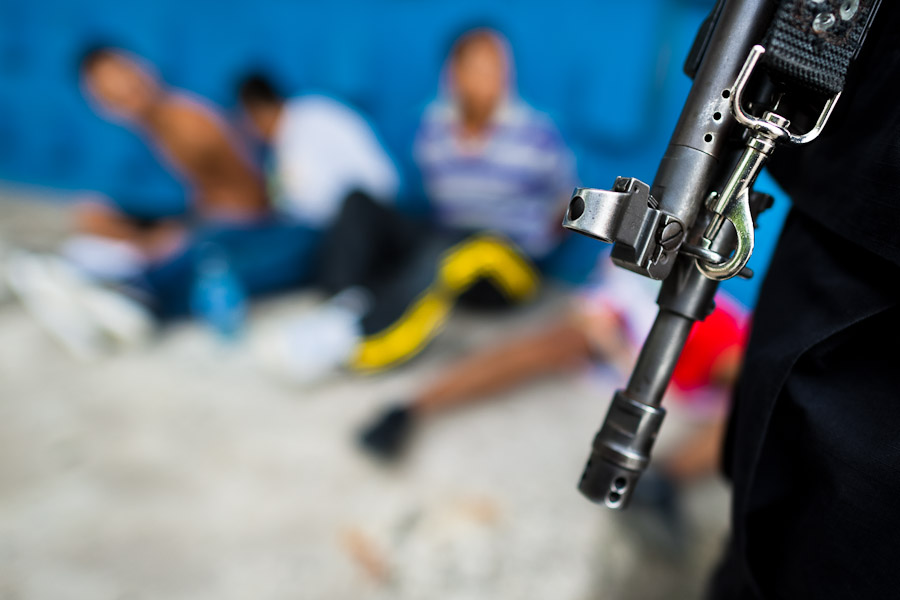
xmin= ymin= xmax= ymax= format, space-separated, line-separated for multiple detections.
xmin=415 ymin=27 xmax=576 ymax=261
xmin=245 ymin=30 xmax=572 ymax=381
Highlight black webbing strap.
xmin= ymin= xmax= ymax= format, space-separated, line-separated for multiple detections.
xmin=762 ymin=0 xmax=882 ymax=95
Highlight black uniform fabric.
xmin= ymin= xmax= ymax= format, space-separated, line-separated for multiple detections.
xmin=709 ymin=4 xmax=900 ymax=598
xmin=709 ymin=212 xmax=899 ymax=599
xmin=766 ymin=2 xmax=900 ymax=266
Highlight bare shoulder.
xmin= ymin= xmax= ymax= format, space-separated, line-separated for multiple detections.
xmin=158 ymin=96 xmax=231 ymax=148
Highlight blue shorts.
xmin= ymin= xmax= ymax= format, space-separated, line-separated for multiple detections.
xmin=143 ymin=220 xmax=322 ymax=319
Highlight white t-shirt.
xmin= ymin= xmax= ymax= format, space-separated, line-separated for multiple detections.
xmin=272 ymin=95 xmax=399 ymax=228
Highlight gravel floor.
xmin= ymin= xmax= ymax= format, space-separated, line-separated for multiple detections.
xmin=0 ymin=189 xmax=730 ymax=600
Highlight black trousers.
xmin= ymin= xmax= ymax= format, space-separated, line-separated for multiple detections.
xmin=708 ymin=210 xmax=900 ymax=599
xmin=316 ymin=192 xmax=539 ymax=371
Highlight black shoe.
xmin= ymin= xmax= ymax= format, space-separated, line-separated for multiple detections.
xmin=357 ymin=403 xmax=415 ymax=461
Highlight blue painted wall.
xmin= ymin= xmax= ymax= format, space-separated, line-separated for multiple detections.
xmin=0 ymin=0 xmax=788 ymax=307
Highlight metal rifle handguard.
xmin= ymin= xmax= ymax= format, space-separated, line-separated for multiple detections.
xmin=563 ymin=0 xmax=873 ymax=509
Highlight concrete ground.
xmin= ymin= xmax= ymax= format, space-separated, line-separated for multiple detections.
xmin=0 ymin=189 xmax=731 ymax=600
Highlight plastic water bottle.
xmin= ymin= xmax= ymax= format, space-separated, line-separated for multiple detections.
xmin=191 ymin=243 xmax=246 ymax=341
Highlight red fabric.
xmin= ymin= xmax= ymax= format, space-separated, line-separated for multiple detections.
xmin=671 ymin=297 xmax=749 ymax=392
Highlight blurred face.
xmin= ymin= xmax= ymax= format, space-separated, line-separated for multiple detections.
xmin=82 ymin=52 xmax=159 ymax=121
xmin=450 ymin=35 xmax=508 ymax=128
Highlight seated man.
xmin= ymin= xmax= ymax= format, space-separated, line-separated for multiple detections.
xmin=238 ymin=71 xmax=540 ymax=380
xmin=237 ymin=74 xmax=400 ymax=228
xmin=414 ymin=27 xmax=576 ymax=262
xmin=75 ymin=48 xmax=324 ymax=320
xmin=7 ymin=48 xmax=321 ymax=357
xmin=77 ymin=46 xmax=268 ymax=246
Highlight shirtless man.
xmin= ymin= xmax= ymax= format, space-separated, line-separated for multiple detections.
xmin=78 ymin=47 xmax=268 ymax=258
xmin=5 ymin=47 xmax=325 ymax=336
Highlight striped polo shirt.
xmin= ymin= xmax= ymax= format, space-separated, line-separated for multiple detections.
xmin=414 ymin=99 xmax=576 ymax=258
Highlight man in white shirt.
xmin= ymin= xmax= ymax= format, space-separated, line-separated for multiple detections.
xmin=238 ymin=74 xmax=399 ymax=229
